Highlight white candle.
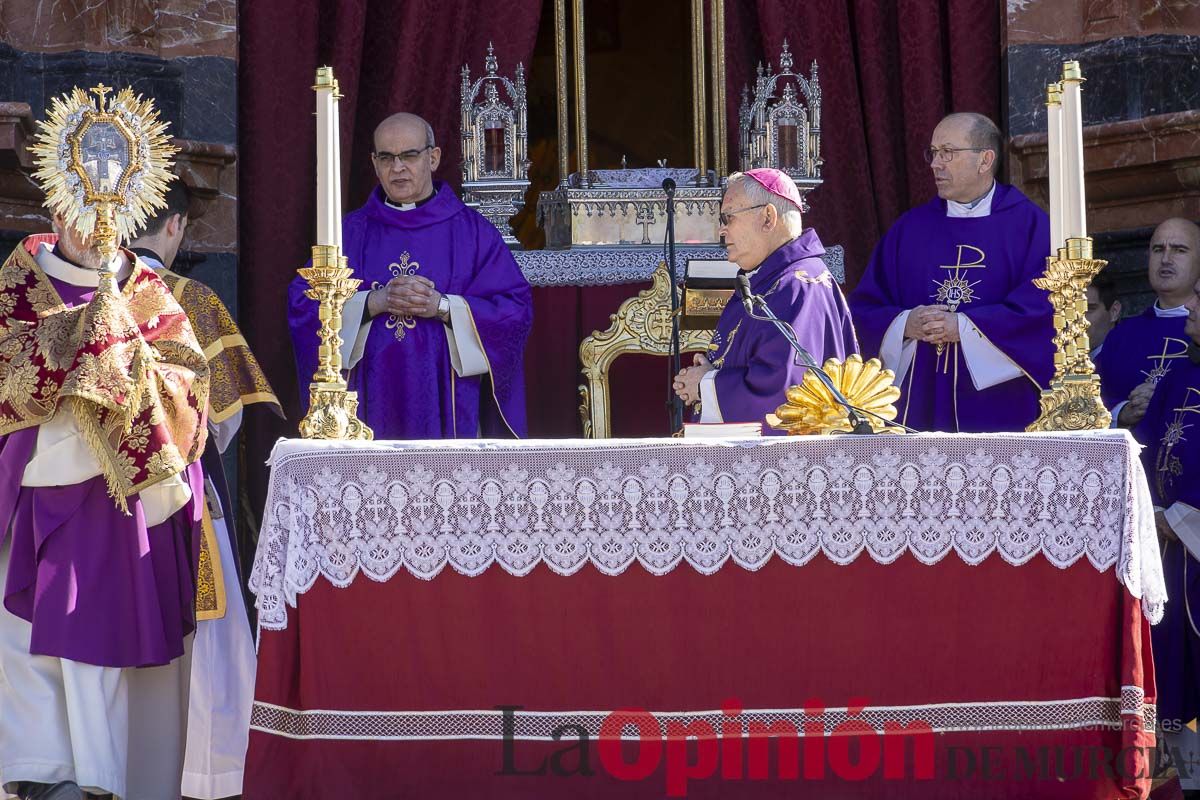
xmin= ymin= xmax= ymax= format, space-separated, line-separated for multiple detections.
xmin=331 ymin=77 xmax=343 ymax=250
xmin=314 ymin=66 xmax=339 ymax=248
xmin=1046 ymin=82 xmax=1064 ymax=257
xmin=1060 ymin=61 xmax=1087 ymax=242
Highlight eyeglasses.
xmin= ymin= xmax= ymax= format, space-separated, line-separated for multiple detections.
xmin=924 ymin=146 xmax=985 ymax=164
xmin=718 ymin=204 xmax=767 ymax=226
xmin=373 ymin=145 xmax=433 ymax=168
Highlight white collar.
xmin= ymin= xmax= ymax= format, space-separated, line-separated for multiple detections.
xmin=1154 ymin=300 xmax=1190 ymax=318
xmin=34 ymin=243 xmax=131 ymax=287
xmin=385 ymin=198 xmax=418 ymax=212
xmin=1090 ymin=342 xmax=1103 ymax=360
xmin=946 ymin=181 xmax=996 ymax=218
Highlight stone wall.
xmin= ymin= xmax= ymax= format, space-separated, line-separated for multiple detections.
xmin=1003 ymin=0 xmax=1200 ymax=314
xmin=0 ymin=0 xmax=241 ymax=516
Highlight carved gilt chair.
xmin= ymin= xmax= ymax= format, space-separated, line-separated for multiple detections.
xmin=578 ymin=262 xmax=711 ymax=438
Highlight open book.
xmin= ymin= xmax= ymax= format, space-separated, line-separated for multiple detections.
xmin=682 ymin=422 xmax=763 ymax=438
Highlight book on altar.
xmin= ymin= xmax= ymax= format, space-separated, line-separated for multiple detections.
xmin=682 ymin=422 xmax=763 ymax=438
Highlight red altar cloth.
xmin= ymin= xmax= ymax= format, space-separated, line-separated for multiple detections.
xmin=244 ymin=434 xmax=1161 ymax=798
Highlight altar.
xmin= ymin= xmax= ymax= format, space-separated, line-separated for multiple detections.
xmin=243 ymin=430 xmax=1163 ymax=799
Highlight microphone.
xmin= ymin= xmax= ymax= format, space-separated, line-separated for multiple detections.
xmin=662 ymin=177 xmax=676 ymax=197
xmin=735 ymin=272 xmax=755 ymax=314
xmin=737 ymin=284 xmax=878 ymax=435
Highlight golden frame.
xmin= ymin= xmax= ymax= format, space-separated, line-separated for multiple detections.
xmin=578 ymin=263 xmax=712 ymax=438
xmin=553 ymin=1 xmax=727 ymax=184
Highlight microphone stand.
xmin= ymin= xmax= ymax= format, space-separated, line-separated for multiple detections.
xmin=663 ymin=177 xmax=684 ymax=433
xmin=736 ymin=278 xmax=876 ymax=435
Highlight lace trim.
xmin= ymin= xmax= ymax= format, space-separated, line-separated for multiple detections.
xmin=248 ymin=432 xmax=1166 ymax=631
xmin=513 ymin=246 xmax=846 ymax=287
xmin=250 ymin=688 xmax=1153 ymax=741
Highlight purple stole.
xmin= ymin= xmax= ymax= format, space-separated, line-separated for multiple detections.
xmin=289 ymin=183 xmax=532 ymax=439
xmin=1133 ymin=350 xmax=1200 ymax=726
xmin=706 ymin=230 xmax=859 ymax=432
xmin=849 ymin=184 xmax=1054 ymax=433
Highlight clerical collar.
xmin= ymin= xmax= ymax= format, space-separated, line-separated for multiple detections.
xmin=384 ymin=190 xmax=436 ymax=212
xmin=38 ymin=242 xmax=131 ymax=286
xmin=1153 ymin=300 xmax=1190 ymax=318
xmin=946 ymin=181 xmax=996 ymax=218
xmin=129 ymin=246 xmax=165 ymax=270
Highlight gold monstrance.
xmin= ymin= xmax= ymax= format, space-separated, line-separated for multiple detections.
xmin=31 ymin=84 xmax=177 ymax=293
xmin=1027 ymin=61 xmax=1110 ymax=431
xmin=298 ymin=67 xmax=372 ymax=440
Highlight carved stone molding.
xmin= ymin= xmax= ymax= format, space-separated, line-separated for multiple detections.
xmin=0 ymin=101 xmax=236 ymax=252
xmin=1009 ymin=110 xmax=1200 ymax=234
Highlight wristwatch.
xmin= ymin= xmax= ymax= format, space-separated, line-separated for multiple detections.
xmin=437 ymin=295 xmax=451 ymax=322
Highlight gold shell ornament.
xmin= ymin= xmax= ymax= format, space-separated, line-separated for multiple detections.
xmin=767 ymin=354 xmax=904 ymax=435
xmin=30 ymin=84 xmax=178 ymax=284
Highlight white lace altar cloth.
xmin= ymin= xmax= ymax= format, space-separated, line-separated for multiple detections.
xmin=249 ymin=431 xmax=1165 ymax=631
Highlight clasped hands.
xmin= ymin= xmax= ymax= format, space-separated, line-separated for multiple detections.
xmin=367 ymin=274 xmax=443 ymax=319
xmin=1117 ymin=380 xmax=1155 ymax=428
xmin=673 ymin=353 xmax=713 ymax=406
xmin=904 ymin=304 xmax=960 ymax=345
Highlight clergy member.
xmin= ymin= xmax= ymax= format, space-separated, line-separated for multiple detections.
xmin=672 ymin=169 xmax=858 ymax=431
xmin=849 ymin=113 xmax=1054 ymax=432
xmin=1132 ymin=273 xmax=1200 ymax=792
xmin=288 ymin=112 xmax=532 ymax=438
xmin=1085 ymin=270 xmax=1121 ymax=361
xmin=0 ymin=218 xmax=209 ymax=798
xmin=129 ymin=180 xmax=283 ymax=800
xmin=1096 ymin=217 xmax=1200 ymax=427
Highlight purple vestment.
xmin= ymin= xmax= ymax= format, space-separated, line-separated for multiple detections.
xmin=289 ymin=183 xmax=532 ymax=439
xmin=706 ymin=230 xmax=858 ymax=433
xmin=1133 ymin=350 xmax=1200 ymax=728
xmin=849 ymin=183 xmax=1054 ymax=432
xmin=0 ymin=275 xmax=203 ymax=669
xmin=1095 ymin=307 xmax=1190 ymax=408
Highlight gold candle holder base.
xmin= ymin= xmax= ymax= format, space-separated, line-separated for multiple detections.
xmin=297 ymin=244 xmax=373 ymax=441
xmin=1026 ymin=236 xmax=1111 ymax=432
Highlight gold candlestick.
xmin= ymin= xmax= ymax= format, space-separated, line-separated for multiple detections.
xmin=298 ymin=66 xmax=371 ymax=441
xmin=297 ymin=244 xmax=372 ymax=440
xmin=1026 ymin=237 xmax=1110 ymax=431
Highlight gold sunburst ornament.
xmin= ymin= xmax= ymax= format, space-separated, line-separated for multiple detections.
xmin=767 ymin=354 xmax=905 ymax=435
xmin=30 ymin=83 xmax=178 ymax=290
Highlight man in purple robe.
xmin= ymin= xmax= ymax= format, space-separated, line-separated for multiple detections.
xmin=1097 ymin=217 xmax=1200 ymax=427
xmin=849 ymin=113 xmax=1054 ymax=432
xmin=288 ymin=112 xmax=532 ymax=439
xmin=672 ymin=169 xmax=858 ymax=432
xmin=0 ymin=221 xmax=209 ymax=799
xmin=1133 ymin=273 xmax=1200 ymax=792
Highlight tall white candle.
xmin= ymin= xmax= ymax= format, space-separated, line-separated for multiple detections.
xmin=1060 ymin=61 xmax=1087 ymax=242
xmin=1046 ymin=82 xmax=1064 ymax=257
xmin=314 ymin=66 xmax=338 ymax=248
xmin=331 ymin=77 xmax=343 ymax=250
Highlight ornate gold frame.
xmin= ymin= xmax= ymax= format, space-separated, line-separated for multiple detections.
xmin=578 ymin=263 xmax=712 ymax=437
xmin=553 ymin=1 xmax=727 ymax=184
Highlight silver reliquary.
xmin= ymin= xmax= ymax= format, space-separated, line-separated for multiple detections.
xmin=738 ymin=40 xmax=823 ymax=209
xmin=460 ymin=43 xmax=531 ymax=246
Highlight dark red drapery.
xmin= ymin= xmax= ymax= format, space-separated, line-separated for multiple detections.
xmin=238 ymin=0 xmax=1000 ymax=517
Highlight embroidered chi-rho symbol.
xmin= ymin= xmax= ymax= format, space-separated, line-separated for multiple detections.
xmin=1143 ymin=337 xmax=1190 ymax=384
xmin=370 ymin=251 xmax=421 ymax=341
xmin=1155 ymin=386 xmax=1200 ymax=496
xmin=932 ymin=244 xmax=986 ymax=312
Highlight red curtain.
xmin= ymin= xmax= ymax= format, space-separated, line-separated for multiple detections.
xmin=238 ymin=0 xmax=999 ymax=515
xmin=238 ymin=0 xmax=543 ymax=514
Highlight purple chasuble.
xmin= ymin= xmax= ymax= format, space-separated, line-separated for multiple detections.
xmin=706 ymin=230 xmax=858 ymax=433
xmin=289 ymin=183 xmax=532 ymax=439
xmin=1133 ymin=351 xmax=1200 ymax=727
xmin=1095 ymin=306 xmax=1190 ymax=408
xmin=849 ymin=183 xmax=1054 ymax=433
xmin=0 ymin=274 xmax=203 ymax=668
